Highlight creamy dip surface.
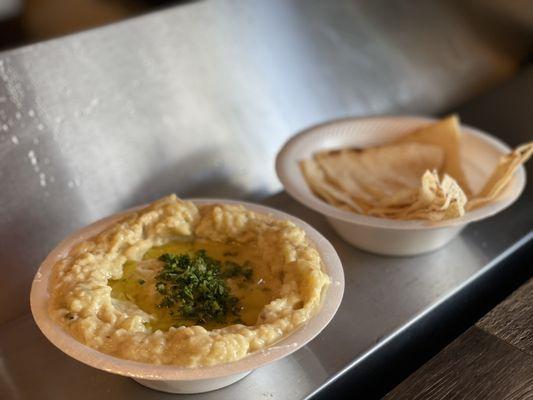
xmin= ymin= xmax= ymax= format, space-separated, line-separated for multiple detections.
xmin=49 ymin=195 xmax=330 ymax=367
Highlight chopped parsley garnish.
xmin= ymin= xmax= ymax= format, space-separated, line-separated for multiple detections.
xmin=221 ymin=261 xmax=253 ymax=280
xmin=155 ymin=250 xmax=252 ymax=325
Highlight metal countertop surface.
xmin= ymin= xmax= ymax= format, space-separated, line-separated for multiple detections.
xmin=0 ymin=0 xmax=532 ymax=399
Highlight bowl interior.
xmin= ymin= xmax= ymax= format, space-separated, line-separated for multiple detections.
xmin=276 ymin=116 xmax=526 ymax=230
xmin=30 ymin=199 xmax=344 ymax=381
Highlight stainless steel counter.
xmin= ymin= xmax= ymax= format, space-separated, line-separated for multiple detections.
xmin=0 ymin=0 xmax=532 ymax=399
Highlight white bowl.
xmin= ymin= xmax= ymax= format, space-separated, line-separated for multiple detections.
xmin=30 ymin=198 xmax=344 ymax=394
xmin=276 ymin=116 xmax=526 ymax=256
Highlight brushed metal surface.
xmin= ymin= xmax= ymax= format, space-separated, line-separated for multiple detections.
xmin=0 ymin=0 xmax=531 ymax=324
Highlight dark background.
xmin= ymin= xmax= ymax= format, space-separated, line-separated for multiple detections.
xmin=0 ymin=0 xmax=186 ymax=51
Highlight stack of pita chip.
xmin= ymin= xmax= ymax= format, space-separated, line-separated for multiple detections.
xmin=300 ymin=116 xmax=532 ymax=221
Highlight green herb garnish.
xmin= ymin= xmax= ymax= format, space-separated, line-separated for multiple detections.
xmin=155 ymin=250 xmax=251 ymax=325
xmin=221 ymin=261 xmax=253 ymax=280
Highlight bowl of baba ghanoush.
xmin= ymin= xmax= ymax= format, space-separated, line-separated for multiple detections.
xmin=30 ymin=195 xmax=344 ymax=393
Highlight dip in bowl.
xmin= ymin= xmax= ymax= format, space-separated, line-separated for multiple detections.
xmin=31 ymin=196 xmax=344 ymax=393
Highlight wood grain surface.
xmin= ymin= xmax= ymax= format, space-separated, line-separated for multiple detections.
xmin=477 ymin=278 xmax=533 ymax=356
xmin=385 ymin=277 xmax=533 ymax=400
xmin=384 ymin=327 xmax=533 ymax=399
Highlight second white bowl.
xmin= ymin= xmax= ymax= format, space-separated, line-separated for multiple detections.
xmin=276 ymin=116 xmax=526 ymax=256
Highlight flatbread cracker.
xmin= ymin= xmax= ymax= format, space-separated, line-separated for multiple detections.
xmin=367 ymin=171 xmax=466 ymax=221
xmin=396 ymin=115 xmax=471 ymax=195
xmin=467 ymin=142 xmax=533 ymax=210
xmin=314 ymin=142 xmax=444 ymax=206
xmin=299 ymin=158 xmax=366 ymax=213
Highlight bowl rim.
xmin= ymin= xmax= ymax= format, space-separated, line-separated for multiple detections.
xmin=275 ymin=115 xmax=527 ymax=231
xmin=30 ymin=198 xmax=345 ymax=381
